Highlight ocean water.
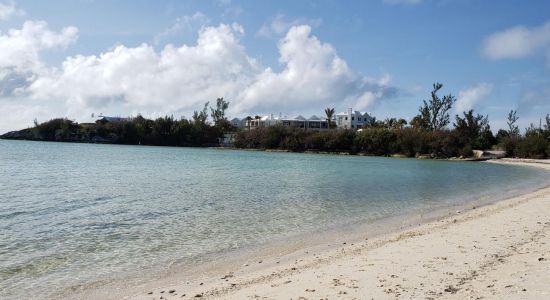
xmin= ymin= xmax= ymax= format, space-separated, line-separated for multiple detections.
xmin=0 ymin=139 xmax=548 ymax=298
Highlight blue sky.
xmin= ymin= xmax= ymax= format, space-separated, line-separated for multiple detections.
xmin=0 ymin=0 xmax=549 ymax=132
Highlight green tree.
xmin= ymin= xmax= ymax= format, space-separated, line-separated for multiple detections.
xmin=415 ymin=83 xmax=456 ymax=131
xmin=453 ymin=110 xmax=494 ymax=150
xmin=324 ymin=107 xmax=335 ymax=129
xmin=210 ymin=97 xmax=231 ymax=131
xmin=506 ymin=109 xmax=519 ymax=136
xmin=192 ymin=102 xmax=209 ymax=125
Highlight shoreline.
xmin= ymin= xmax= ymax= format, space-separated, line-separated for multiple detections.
xmin=0 ymin=138 xmax=510 ymax=161
xmin=61 ymin=158 xmax=550 ymax=300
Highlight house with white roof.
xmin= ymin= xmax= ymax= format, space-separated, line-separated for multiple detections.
xmin=244 ymin=114 xmax=330 ymax=130
xmin=336 ymin=108 xmax=375 ymax=129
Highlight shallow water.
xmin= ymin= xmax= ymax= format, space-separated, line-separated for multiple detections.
xmin=0 ymin=139 xmax=547 ymax=297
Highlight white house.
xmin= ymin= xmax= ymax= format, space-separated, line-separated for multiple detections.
xmin=336 ymin=108 xmax=375 ymax=129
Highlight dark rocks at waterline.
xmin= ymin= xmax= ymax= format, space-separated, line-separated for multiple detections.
xmin=0 ymin=129 xmax=35 ymax=140
xmin=0 ymin=128 xmax=120 ymax=143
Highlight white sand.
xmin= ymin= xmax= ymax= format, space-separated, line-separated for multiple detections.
xmin=75 ymin=159 xmax=550 ymax=300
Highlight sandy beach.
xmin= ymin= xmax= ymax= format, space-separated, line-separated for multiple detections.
xmin=113 ymin=159 xmax=549 ymax=300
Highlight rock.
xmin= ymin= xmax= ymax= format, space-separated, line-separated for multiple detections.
xmin=444 ymin=286 xmax=459 ymax=293
xmin=147 ymin=291 xmax=153 ymax=295
xmin=538 ymin=257 xmax=545 ymax=261
xmin=169 ymin=290 xmax=176 ymax=293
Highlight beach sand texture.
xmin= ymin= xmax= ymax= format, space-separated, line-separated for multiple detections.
xmin=109 ymin=159 xmax=550 ymax=300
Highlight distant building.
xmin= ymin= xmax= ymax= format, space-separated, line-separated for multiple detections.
xmin=244 ymin=114 xmax=330 ymax=130
xmin=96 ymin=116 xmax=128 ymax=124
xmin=336 ymin=108 xmax=374 ymax=129
xmin=230 ymin=117 xmax=247 ymax=128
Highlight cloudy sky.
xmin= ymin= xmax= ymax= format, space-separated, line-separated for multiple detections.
xmin=0 ymin=0 xmax=549 ymax=133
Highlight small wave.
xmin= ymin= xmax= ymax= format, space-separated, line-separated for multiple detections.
xmin=0 ymin=211 xmax=27 ymax=220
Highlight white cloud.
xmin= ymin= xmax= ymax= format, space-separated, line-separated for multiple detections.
xmin=26 ymin=23 xmax=257 ymax=119
xmin=455 ymin=82 xmax=493 ymax=113
xmin=0 ymin=20 xmax=78 ymax=75
xmin=238 ymin=25 xmax=394 ymax=113
xmin=257 ymin=14 xmax=321 ymax=38
xmin=1 ymin=21 xmax=394 ymax=132
xmin=482 ymin=21 xmax=550 ymax=60
xmin=0 ymin=0 xmax=24 ymax=21
xmin=383 ymin=0 xmax=423 ymax=5
xmin=153 ymin=12 xmax=210 ymax=45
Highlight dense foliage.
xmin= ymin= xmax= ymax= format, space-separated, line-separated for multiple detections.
xmin=2 ymin=98 xmax=233 ymax=147
xmin=234 ymin=115 xmax=550 ymax=159
xmin=2 ymin=86 xmax=549 ymax=159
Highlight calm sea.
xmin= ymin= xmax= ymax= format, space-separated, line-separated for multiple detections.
xmin=0 ymin=139 xmax=548 ymax=298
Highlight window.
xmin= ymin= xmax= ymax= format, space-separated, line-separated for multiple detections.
xmin=352 ymin=117 xmax=355 ymax=120
xmin=345 ymin=117 xmax=348 ymax=120
xmin=358 ymin=117 xmax=362 ymax=121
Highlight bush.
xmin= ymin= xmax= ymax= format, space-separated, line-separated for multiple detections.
xmin=355 ymin=128 xmax=396 ymax=155
xmin=516 ymin=135 xmax=548 ymax=159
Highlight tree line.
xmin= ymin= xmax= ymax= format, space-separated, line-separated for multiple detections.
xmin=235 ymin=83 xmax=550 ymax=159
xmin=2 ymin=83 xmax=549 ymax=158
xmin=2 ymin=98 xmax=233 ymax=147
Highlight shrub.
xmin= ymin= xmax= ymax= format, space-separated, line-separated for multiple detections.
xmin=516 ymin=135 xmax=548 ymax=159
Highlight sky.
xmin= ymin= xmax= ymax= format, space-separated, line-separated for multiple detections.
xmin=0 ymin=0 xmax=549 ymax=133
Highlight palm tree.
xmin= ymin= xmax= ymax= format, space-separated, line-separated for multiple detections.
xmin=325 ymin=107 xmax=335 ymax=129
xmin=245 ymin=116 xmax=252 ymax=131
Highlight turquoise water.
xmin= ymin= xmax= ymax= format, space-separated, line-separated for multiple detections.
xmin=0 ymin=139 xmax=548 ymax=298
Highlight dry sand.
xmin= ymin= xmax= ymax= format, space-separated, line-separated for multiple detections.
xmin=85 ymin=159 xmax=550 ymax=300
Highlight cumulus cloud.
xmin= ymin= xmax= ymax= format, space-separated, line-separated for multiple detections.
xmin=257 ymin=14 xmax=321 ymax=38
xmin=0 ymin=20 xmax=78 ymax=75
xmin=1 ymin=20 xmax=394 ymax=132
xmin=455 ymin=82 xmax=493 ymax=113
xmin=238 ymin=25 xmax=394 ymax=113
xmin=482 ymin=21 xmax=550 ymax=60
xmin=0 ymin=0 xmax=23 ymax=20
xmin=26 ymin=23 xmax=256 ymax=119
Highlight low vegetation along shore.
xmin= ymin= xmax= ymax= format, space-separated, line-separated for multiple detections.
xmin=2 ymin=83 xmax=550 ymax=159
